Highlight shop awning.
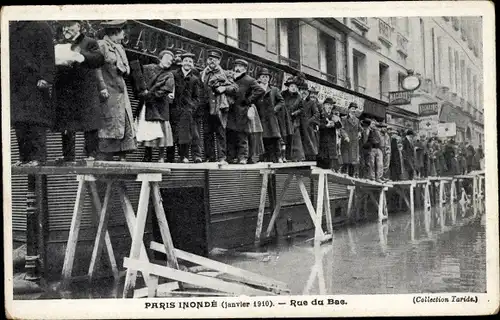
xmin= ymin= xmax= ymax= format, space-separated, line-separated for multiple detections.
xmin=362 ymin=99 xmax=387 ymax=121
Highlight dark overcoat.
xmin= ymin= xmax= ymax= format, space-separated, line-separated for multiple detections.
xmin=390 ymin=136 xmax=403 ymax=181
xmin=317 ymin=106 xmax=342 ymax=160
xmin=300 ymin=98 xmax=320 ymax=157
xmin=255 ymin=85 xmax=283 ymax=139
xmin=53 ymin=33 xmax=105 ymax=132
xmin=172 ymin=69 xmax=203 ymax=144
xmin=341 ymin=115 xmax=361 ymax=164
xmin=282 ymin=90 xmax=305 ymax=160
xmin=132 ymin=62 xmax=174 ymax=122
xmin=276 ymin=90 xmax=295 ymax=138
xmin=227 ymin=73 xmax=265 ymax=133
xmin=414 ymin=140 xmax=425 ymax=169
xmin=10 ymin=21 xmax=55 ymax=127
xmin=402 ymin=137 xmax=415 ymax=172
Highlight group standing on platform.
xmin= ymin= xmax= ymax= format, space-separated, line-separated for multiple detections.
xmin=10 ymin=20 xmax=485 ymax=182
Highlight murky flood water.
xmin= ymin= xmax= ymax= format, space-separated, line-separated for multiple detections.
xmin=15 ymin=203 xmax=486 ymax=299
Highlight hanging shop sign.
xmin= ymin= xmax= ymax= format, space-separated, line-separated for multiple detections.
xmin=401 ymin=71 xmax=421 ymax=91
xmin=282 ymin=72 xmax=365 ymax=111
xmin=418 ymin=102 xmax=439 ymax=116
xmin=437 ymin=122 xmax=457 ymax=137
xmin=418 ymin=115 xmax=439 ymax=137
xmin=439 ymin=102 xmax=469 ymax=130
xmin=389 ymin=90 xmax=412 ymax=106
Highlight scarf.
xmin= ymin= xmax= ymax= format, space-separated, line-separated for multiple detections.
xmin=103 ymin=35 xmax=130 ymax=75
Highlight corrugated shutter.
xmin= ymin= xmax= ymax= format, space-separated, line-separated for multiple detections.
xmin=11 ymin=129 xmax=27 ymax=241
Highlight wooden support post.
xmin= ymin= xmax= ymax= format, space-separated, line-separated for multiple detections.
xmin=61 ymin=176 xmax=88 ymax=285
xmin=297 ymin=176 xmax=322 ymax=232
xmin=264 ymin=173 xmax=293 ymax=238
xmin=439 ymin=180 xmax=445 ymax=230
xmin=424 ymin=182 xmax=431 ymax=235
xmin=88 ymin=182 xmax=113 ymax=280
xmin=410 ymin=183 xmax=415 ymax=241
xmin=472 ymin=176 xmax=478 ymax=217
xmin=123 ymin=180 xmax=151 ymax=298
xmin=346 ymin=186 xmax=355 ymax=222
xmin=255 ymin=170 xmax=270 ymax=246
xmin=88 ymin=181 xmax=119 ymax=280
xmin=323 ymin=175 xmax=333 ymax=237
xmin=315 ymin=172 xmax=326 ymax=246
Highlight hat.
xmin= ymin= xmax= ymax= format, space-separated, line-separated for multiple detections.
xmin=257 ymin=67 xmax=272 ymax=78
xmin=348 ymin=102 xmax=358 ymax=109
xmin=234 ymin=59 xmax=248 ymax=68
xmin=284 ymin=76 xmax=297 ymax=86
xmin=309 ymin=86 xmax=319 ymax=94
xmin=207 ymin=49 xmax=223 ymax=60
xmin=180 ymin=52 xmax=196 ymax=60
xmin=406 ymin=129 xmax=415 ymax=136
xmin=361 ymin=119 xmax=371 ymax=126
xmin=174 ymin=48 xmax=186 ymax=56
xmin=100 ymin=20 xmax=127 ymax=29
xmin=377 ymin=122 xmax=388 ymax=128
xmin=158 ymin=50 xmax=174 ymax=60
xmin=323 ymin=97 xmax=336 ymax=105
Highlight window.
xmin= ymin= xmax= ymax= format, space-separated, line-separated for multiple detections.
xmin=420 ymin=19 xmax=426 ymax=76
xmin=466 ymin=68 xmax=472 ymax=103
xmin=437 ymin=36 xmax=442 ymax=84
xmin=218 ymin=19 xmax=252 ymax=51
xmin=473 ymin=74 xmax=478 ymax=107
xmin=265 ymin=19 xmax=277 ymax=53
xmin=460 ymin=60 xmax=465 ymax=98
xmin=278 ymin=19 xmax=300 ymax=69
xmin=353 ymin=50 xmax=366 ymax=93
xmin=398 ymin=72 xmax=406 ymax=91
xmin=318 ymin=32 xmax=337 ymax=83
xmin=396 ymin=17 xmax=410 ymax=36
xmin=448 ymin=47 xmax=453 ymax=88
xmin=431 ymin=28 xmax=436 ymax=83
xmin=454 ymin=51 xmax=460 ymax=93
xmin=379 ymin=63 xmax=389 ymax=101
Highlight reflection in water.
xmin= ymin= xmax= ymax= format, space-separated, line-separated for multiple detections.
xmin=15 ymin=202 xmax=486 ymax=299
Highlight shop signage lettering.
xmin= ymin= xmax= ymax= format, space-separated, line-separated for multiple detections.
xmin=389 ymin=91 xmax=412 ymax=105
xmin=439 ymin=103 xmax=469 ymax=130
xmin=124 ymin=24 xmax=283 ymax=86
xmin=419 ymin=102 xmax=439 ymax=116
xmin=282 ymin=72 xmax=365 ymax=111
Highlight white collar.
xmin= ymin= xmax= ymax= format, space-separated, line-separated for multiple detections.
xmin=182 ymin=68 xmax=191 ymax=77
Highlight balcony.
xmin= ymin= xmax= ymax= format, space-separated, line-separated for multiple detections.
xmin=396 ymin=33 xmax=408 ymax=57
xmin=279 ymin=56 xmax=300 ymax=70
xmin=452 ymin=17 xmax=460 ymax=31
xmin=378 ymin=19 xmax=393 ymax=47
xmin=352 ymin=17 xmax=370 ymax=32
xmin=354 ymin=84 xmax=366 ymax=94
xmin=320 ymin=72 xmax=337 ymax=84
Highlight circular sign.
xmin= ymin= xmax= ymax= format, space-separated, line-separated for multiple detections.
xmin=401 ymin=74 xmax=421 ymax=91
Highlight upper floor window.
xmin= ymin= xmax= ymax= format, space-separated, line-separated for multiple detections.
xmin=278 ymin=19 xmax=300 ymax=69
xmin=318 ymin=32 xmax=337 ymax=83
xmin=218 ymin=19 xmax=252 ymax=51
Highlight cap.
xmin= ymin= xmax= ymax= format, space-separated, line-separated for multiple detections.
xmin=158 ymin=50 xmax=174 ymax=60
xmin=348 ymin=102 xmax=358 ymax=109
xmin=377 ymin=122 xmax=388 ymax=128
xmin=233 ymin=59 xmax=249 ymax=68
xmin=361 ymin=119 xmax=371 ymax=126
xmin=100 ymin=20 xmax=127 ymax=29
xmin=174 ymin=48 xmax=186 ymax=56
xmin=284 ymin=76 xmax=297 ymax=86
xmin=257 ymin=67 xmax=272 ymax=78
xmin=309 ymin=86 xmax=319 ymax=94
xmin=180 ymin=52 xmax=196 ymax=60
xmin=406 ymin=129 xmax=415 ymax=136
xmin=323 ymin=97 xmax=336 ymax=105
xmin=207 ymin=49 xmax=223 ymax=60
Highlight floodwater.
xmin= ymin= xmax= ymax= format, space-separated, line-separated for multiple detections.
xmin=15 ymin=202 xmax=486 ymax=299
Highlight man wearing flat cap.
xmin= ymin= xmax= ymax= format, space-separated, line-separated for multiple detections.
xmin=227 ymin=59 xmax=265 ymax=164
xmin=255 ymin=67 xmax=284 ymax=163
xmin=200 ymin=49 xmax=238 ymax=164
xmin=172 ymin=51 xmax=204 ymax=163
xmin=341 ymin=102 xmax=362 ymax=177
xmin=53 ymin=20 xmax=105 ymax=162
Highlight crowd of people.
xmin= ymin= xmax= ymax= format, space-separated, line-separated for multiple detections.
xmin=11 ymin=20 xmax=485 ymax=182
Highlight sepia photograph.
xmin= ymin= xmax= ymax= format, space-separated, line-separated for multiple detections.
xmin=2 ymin=2 xmax=498 ymax=318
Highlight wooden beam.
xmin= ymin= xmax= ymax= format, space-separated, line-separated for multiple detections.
xmin=297 ymin=176 xmax=322 ymax=231
xmin=150 ymin=242 xmax=289 ymax=293
xmin=323 ymin=175 xmax=333 ymax=237
xmin=255 ymin=171 xmax=270 ymax=246
xmin=123 ymin=258 xmax=275 ymax=296
xmin=410 ymin=183 xmax=415 ymax=241
xmin=315 ymin=173 xmax=326 ymax=246
xmin=12 ymin=164 xmax=171 ymax=176
xmin=265 ymin=173 xmax=293 ymax=238
xmin=346 ymin=186 xmax=355 ymax=221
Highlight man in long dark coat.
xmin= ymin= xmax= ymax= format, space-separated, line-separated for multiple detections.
xmin=414 ymin=135 xmax=426 ymax=178
xmin=10 ymin=21 xmax=55 ymax=165
xmin=53 ymin=20 xmax=105 ymax=161
xmin=402 ymin=130 xmax=416 ymax=180
xmin=199 ymin=49 xmax=238 ymax=164
xmin=300 ymin=86 xmax=320 ymax=161
xmin=316 ymin=98 xmax=342 ymax=171
xmin=256 ymin=68 xmax=283 ymax=163
xmin=226 ymin=59 xmax=265 ymax=164
xmin=341 ymin=102 xmax=362 ymax=177
xmin=172 ymin=52 xmax=204 ymax=163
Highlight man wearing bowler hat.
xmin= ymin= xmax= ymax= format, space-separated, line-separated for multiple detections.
xmin=227 ymin=58 xmax=265 ymax=164
xmin=255 ymin=67 xmax=284 ymax=163
xmin=377 ymin=121 xmax=391 ymax=180
xmin=53 ymin=20 xmax=105 ymax=162
xmin=200 ymin=49 xmax=238 ymax=164
xmin=341 ymin=102 xmax=362 ymax=177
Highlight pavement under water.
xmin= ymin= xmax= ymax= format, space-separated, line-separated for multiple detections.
xmin=15 ymin=202 xmax=486 ymax=299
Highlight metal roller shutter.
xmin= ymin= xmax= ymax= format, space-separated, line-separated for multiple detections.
xmin=276 ymin=174 xmax=311 ymax=206
xmin=310 ymin=175 xmax=349 ymax=200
